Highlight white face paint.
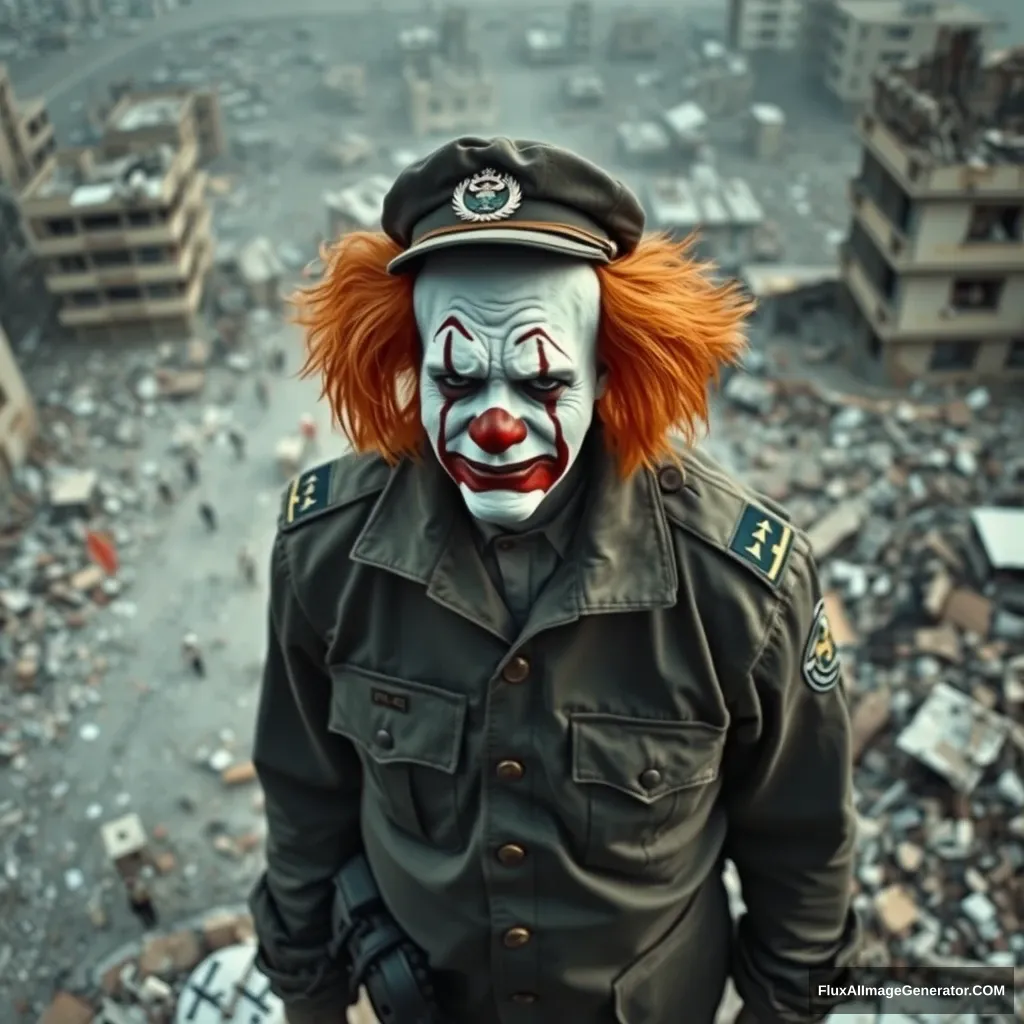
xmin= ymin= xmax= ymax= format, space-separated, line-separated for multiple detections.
xmin=414 ymin=250 xmax=601 ymax=528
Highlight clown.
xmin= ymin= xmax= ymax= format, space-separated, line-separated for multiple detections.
xmin=250 ymin=138 xmax=859 ymax=1024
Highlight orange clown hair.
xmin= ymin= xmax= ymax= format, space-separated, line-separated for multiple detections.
xmin=292 ymin=231 xmax=754 ymax=477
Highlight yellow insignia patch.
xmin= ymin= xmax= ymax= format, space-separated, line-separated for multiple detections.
xmin=281 ymin=463 xmax=333 ymax=529
xmin=802 ymin=599 xmax=841 ymax=692
xmin=727 ymin=503 xmax=794 ymax=587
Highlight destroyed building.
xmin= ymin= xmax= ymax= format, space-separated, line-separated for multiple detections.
xmin=646 ymin=168 xmax=765 ymax=269
xmin=607 ymin=14 xmax=660 ymax=62
xmin=685 ymin=41 xmax=754 ymax=118
xmin=522 ymin=2 xmax=593 ymax=66
xmin=19 ymin=134 xmax=213 ymax=343
xmin=523 ymin=24 xmax=569 ymax=67
xmin=404 ymin=41 xmax=497 ymax=138
xmin=616 ymin=120 xmax=673 ymax=165
xmin=0 ymin=321 xmax=37 ymax=494
xmin=807 ymin=0 xmax=995 ymax=109
xmin=662 ymin=101 xmax=709 ymax=155
xmin=321 ymin=64 xmax=366 ymax=113
xmin=101 ymin=87 xmax=226 ymax=166
xmin=566 ymin=0 xmax=593 ymax=60
xmin=563 ymin=70 xmax=605 ymax=107
xmin=0 ymin=62 xmax=57 ymax=194
xmin=727 ymin=0 xmax=804 ymax=52
xmin=324 ymin=174 xmax=391 ymax=239
xmin=840 ymin=30 xmax=1024 ymax=383
xmin=402 ymin=5 xmax=498 ymax=138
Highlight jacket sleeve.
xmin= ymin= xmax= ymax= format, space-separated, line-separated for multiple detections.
xmin=725 ymin=546 xmax=861 ymax=1023
xmin=249 ymin=532 xmax=364 ymax=1024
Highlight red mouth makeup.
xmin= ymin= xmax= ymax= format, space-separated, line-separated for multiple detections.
xmin=445 ymin=453 xmax=560 ymax=493
xmin=433 ymin=322 xmax=570 ymax=495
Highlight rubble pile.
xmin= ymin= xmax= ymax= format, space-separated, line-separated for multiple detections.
xmin=720 ymin=367 xmax=1024 ymax=989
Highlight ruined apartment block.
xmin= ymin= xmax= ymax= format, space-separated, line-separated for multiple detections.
xmin=812 ymin=0 xmax=993 ymax=108
xmin=727 ymin=0 xmax=805 ymax=52
xmin=0 ymin=322 xmax=37 ymax=493
xmin=401 ymin=4 xmax=499 ymax=138
xmin=19 ymin=132 xmax=213 ymax=343
xmin=102 ymin=88 xmax=227 ymax=166
xmin=0 ymin=63 xmax=57 ymax=194
xmin=404 ymin=55 xmax=498 ymax=138
xmin=841 ymin=30 xmax=1024 ymax=382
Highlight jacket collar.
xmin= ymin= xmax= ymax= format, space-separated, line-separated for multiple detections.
xmin=350 ymin=432 xmax=679 ymax=644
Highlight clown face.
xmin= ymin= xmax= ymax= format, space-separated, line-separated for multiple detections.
xmin=414 ymin=251 xmax=601 ymax=527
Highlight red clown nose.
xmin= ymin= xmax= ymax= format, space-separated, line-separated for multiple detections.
xmin=468 ymin=407 xmax=528 ymax=454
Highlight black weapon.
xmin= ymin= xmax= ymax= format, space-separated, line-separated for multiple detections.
xmin=331 ymin=853 xmax=447 ymax=1024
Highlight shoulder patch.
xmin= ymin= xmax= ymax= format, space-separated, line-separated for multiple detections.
xmin=280 ymin=461 xmax=334 ymax=530
xmin=727 ymin=502 xmax=795 ymax=587
xmin=801 ymin=598 xmax=841 ymax=692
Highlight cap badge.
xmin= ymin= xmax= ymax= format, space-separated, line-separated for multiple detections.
xmin=451 ymin=168 xmax=523 ymax=223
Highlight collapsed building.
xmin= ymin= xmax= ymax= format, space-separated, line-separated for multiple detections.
xmin=616 ymin=120 xmax=673 ymax=165
xmin=99 ymin=86 xmax=226 ymax=166
xmin=840 ymin=28 xmax=1024 ymax=383
xmin=321 ymin=64 xmax=366 ymax=114
xmin=607 ymin=14 xmax=660 ymax=62
xmin=805 ymin=0 xmax=995 ymax=111
xmin=403 ymin=5 xmax=498 ymax=138
xmin=645 ymin=166 xmax=766 ymax=270
xmin=683 ymin=40 xmax=754 ymax=118
xmin=521 ymin=0 xmax=593 ymax=66
xmin=0 ymin=62 xmax=57 ymax=194
xmin=19 ymin=134 xmax=213 ymax=343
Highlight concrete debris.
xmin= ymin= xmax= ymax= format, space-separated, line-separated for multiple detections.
xmin=896 ymin=682 xmax=1009 ymax=793
xmin=717 ymin=366 xmax=1024 ymax=996
xmin=0 ymin=6 xmax=1021 ymax=1024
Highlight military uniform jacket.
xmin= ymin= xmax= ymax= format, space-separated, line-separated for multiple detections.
xmin=249 ymin=437 xmax=860 ymax=1024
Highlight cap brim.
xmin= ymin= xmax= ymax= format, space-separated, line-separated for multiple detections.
xmin=387 ymin=227 xmax=612 ymax=274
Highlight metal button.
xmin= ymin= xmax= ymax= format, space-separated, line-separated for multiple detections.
xmin=496 ymin=759 xmax=525 ymax=782
xmin=374 ymin=728 xmax=394 ymax=750
xmin=658 ymin=465 xmax=683 ymax=493
xmin=502 ymin=926 xmax=531 ymax=949
xmin=502 ymin=656 xmax=530 ymax=685
xmin=511 ymin=992 xmax=537 ymax=1004
xmin=639 ymin=768 xmax=663 ymax=790
xmin=496 ymin=537 xmax=517 ymax=552
xmin=496 ymin=843 xmax=527 ymax=867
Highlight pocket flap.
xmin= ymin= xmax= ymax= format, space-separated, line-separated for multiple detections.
xmin=571 ymin=714 xmax=725 ymax=804
xmin=328 ymin=664 xmax=467 ymax=774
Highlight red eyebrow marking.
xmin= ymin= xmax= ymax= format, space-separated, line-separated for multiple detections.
xmin=512 ymin=327 xmax=568 ymax=359
xmin=434 ymin=315 xmax=474 ymax=342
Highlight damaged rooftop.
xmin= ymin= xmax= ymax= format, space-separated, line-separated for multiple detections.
xmin=871 ymin=32 xmax=1024 ymax=167
xmin=111 ymin=95 xmax=187 ymax=133
xmin=27 ymin=144 xmax=176 ymax=204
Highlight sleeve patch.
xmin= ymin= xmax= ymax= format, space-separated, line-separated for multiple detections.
xmin=281 ymin=463 xmax=334 ymax=529
xmin=727 ymin=502 xmax=794 ymax=586
xmin=802 ymin=598 xmax=841 ymax=692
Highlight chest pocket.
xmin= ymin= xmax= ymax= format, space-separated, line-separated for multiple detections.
xmin=571 ymin=714 xmax=726 ymax=875
xmin=328 ymin=665 xmax=468 ymax=850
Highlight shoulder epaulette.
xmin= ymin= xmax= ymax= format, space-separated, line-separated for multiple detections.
xmin=278 ymin=453 xmax=391 ymax=532
xmin=660 ymin=446 xmax=799 ymax=591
